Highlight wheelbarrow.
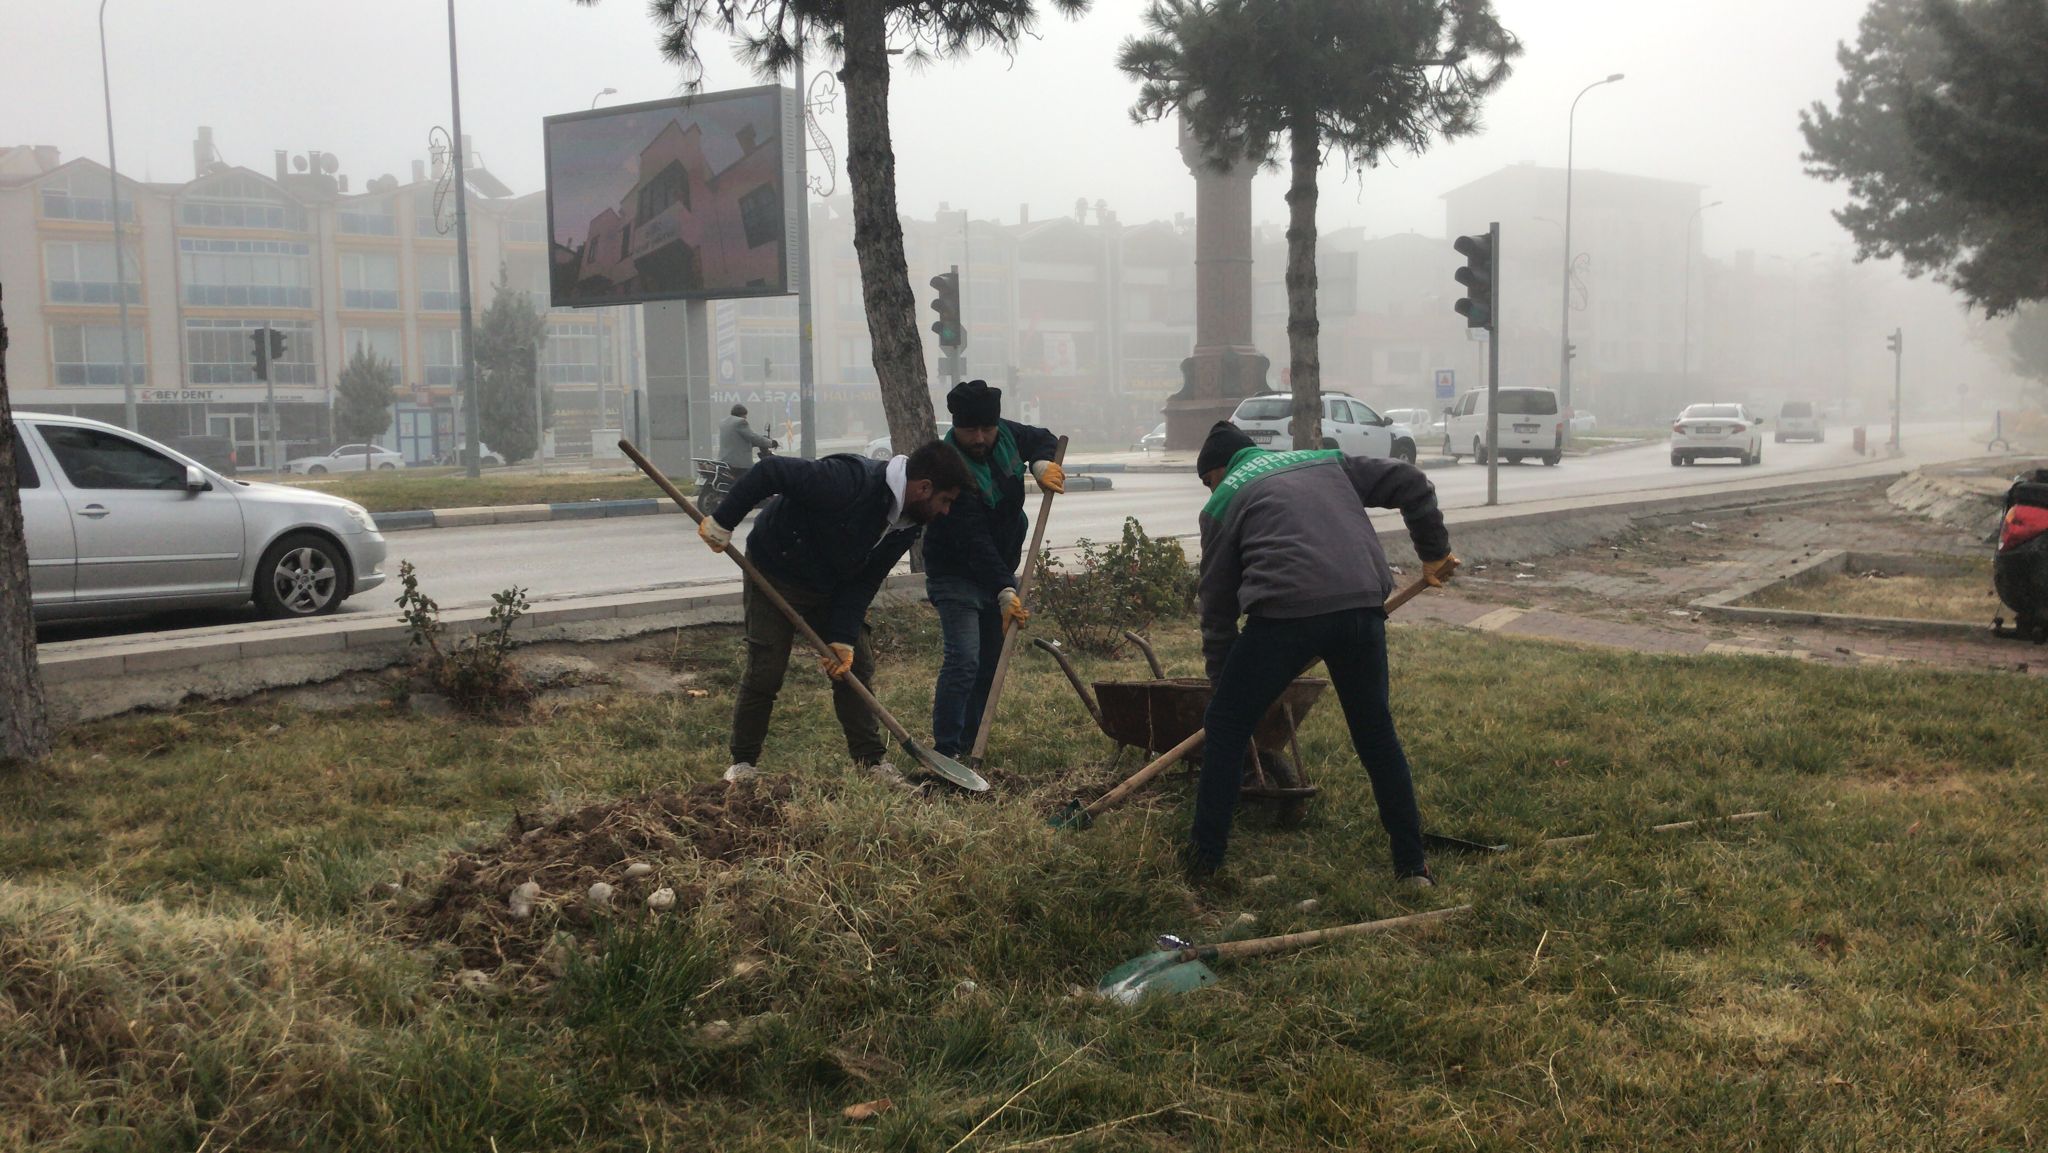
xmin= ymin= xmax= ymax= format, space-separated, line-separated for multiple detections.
xmin=1033 ymin=629 xmax=1325 ymax=826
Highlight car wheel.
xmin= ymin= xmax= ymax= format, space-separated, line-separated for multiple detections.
xmin=1543 ymin=451 xmax=1562 ymax=466
xmin=1672 ymin=452 xmax=1683 ymax=467
xmin=378 ymin=461 xmax=397 ymax=470
xmin=1473 ymin=438 xmax=1488 ymax=466
xmin=308 ymin=464 xmax=327 ymax=475
xmin=1393 ymin=440 xmax=1417 ymax=465
xmin=1321 ymin=437 xmax=1340 ymax=451
xmin=1754 ymin=442 xmax=1763 ymax=465
xmin=1817 ymin=431 xmax=1826 ymax=443
xmin=1774 ymin=434 xmax=1785 ymax=444
xmin=253 ymin=531 xmax=350 ymax=619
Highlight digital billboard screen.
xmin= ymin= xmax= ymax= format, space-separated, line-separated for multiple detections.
xmin=543 ymin=85 xmax=799 ymax=307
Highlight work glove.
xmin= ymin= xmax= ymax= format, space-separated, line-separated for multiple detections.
xmin=998 ymin=587 xmax=1031 ymax=629
xmin=1030 ymin=459 xmax=1066 ymax=495
xmin=1423 ymin=554 xmax=1461 ymax=588
xmin=819 ymin=642 xmax=856 ymax=681
xmin=698 ymin=518 xmax=732 ymax=553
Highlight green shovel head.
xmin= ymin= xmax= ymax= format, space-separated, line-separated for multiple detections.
xmin=1095 ymin=950 xmax=1220 ymax=1004
xmin=1048 ymin=800 xmax=1094 ymax=830
xmin=901 ymin=737 xmax=989 ymax=792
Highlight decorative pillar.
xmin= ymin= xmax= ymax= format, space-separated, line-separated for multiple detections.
xmin=1166 ymin=112 xmax=1271 ymax=450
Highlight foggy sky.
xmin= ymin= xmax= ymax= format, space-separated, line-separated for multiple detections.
xmin=5 ymin=0 xmax=1882 ymax=263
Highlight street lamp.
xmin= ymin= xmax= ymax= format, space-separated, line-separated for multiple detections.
xmin=1681 ymin=199 xmax=1722 ymax=392
xmin=445 ymin=0 xmax=482 ymax=479
xmin=589 ymin=87 xmax=616 ymax=109
xmin=98 ymin=0 xmax=137 ymax=432
xmin=1559 ymin=72 xmax=1624 ymax=417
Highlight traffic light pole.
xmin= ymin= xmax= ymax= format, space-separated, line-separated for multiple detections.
xmin=1484 ymin=221 xmax=1501 ymax=508
xmin=446 ymin=0 xmax=482 ymax=480
xmin=793 ymin=19 xmax=817 ymax=459
xmin=1891 ymin=327 xmax=1904 ymax=454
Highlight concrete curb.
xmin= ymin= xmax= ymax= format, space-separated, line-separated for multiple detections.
xmin=1690 ymin=548 xmax=1997 ymax=638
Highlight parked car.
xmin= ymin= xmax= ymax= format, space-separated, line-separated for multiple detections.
xmin=1670 ymin=403 xmax=1766 ymax=466
xmin=1776 ymin=400 xmax=1825 ymax=443
xmin=1994 ymin=468 xmax=2048 ymax=641
xmin=1382 ymin=408 xmax=1444 ymax=440
xmin=1569 ymin=410 xmax=1598 ymax=435
xmin=1135 ymin=422 xmax=1168 ymax=452
xmin=1442 ymin=387 xmax=1565 ymax=466
xmin=436 ymin=440 xmax=504 ymax=467
xmin=161 ymin=434 xmax=240 ymax=477
xmin=864 ymin=423 xmax=953 ymax=460
xmin=1227 ymin=392 xmax=1417 ymax=463
xmin=13 ymin=412 xmax=387 ymax=622
xmin=286 ymin=443 xmax=405 ymax=474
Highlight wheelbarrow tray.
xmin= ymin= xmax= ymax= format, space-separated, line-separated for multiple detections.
xmin=1093 ymin=677 xmax=1327 ymax=755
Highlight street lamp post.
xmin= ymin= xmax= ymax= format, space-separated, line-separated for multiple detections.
xmin=446 ymin=0 xmax=482 ymax=479
xmin=98 ymin=0 xmax=137 ymax=432
xmin=589 ymin=87 xmax=616 ymax=109
xmin=1559 ymin=72 xmax=1624 ymax=418
xmin=1681 ymin=199 xmax=1723 ymax=393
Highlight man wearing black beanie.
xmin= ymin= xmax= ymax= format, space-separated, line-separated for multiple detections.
xmin=1188 ymin=420 xmax=1459 ymax=887
xmin=921 ymin=379 xmax=1064 ymax=759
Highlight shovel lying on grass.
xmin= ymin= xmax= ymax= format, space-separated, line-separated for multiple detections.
xmin=1097 ymin=905 xmax=1470 ymax=1003
xmin=620 ymin=440 xmax=989 ymax=793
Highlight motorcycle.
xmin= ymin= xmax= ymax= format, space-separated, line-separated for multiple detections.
xmin=692 ymin=441 xmax=777 ymax=517
xmin=1993 ymin=468 xmax=2048 ymax=642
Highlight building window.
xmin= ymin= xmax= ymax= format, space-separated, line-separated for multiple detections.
xmin=504 ymin=218 xmax=546 ymax=244
xmin=183 ymin=319 xmax=316 ymax=385
xmin=39 ymin=174 xmax=134 ymax=223
xmin=49 ymin=323 xmax=146 ymax=386
xmin=338 ymin=200 xmax=398 ymax=236
xmin=635 ymin=161 xmax=691 ymax=222
xmin=422 ymin=328 xmax=464 ymax=386
xmin=178 ymin=174 xmax=305 ymax=230
xmin=542 ymin=321 xmax=606 ymax=385
xmin=178 ymin=238 xmax=313 ymax=308
xmin=418 ymin=253 xmax=460 ymax=311
xmin=43 ymin=240 xmax=142 ymax=305
xmin=341 ymin=252 xmax=401 ymax=310
xmin=344 ymin=327 xmax=404 ymax=373
xmin=739 ymin=183 xmax=781 ymax=250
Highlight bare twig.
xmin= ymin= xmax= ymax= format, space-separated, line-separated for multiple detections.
xmin=982 ymin=1102 xmax=1184 ymax=1151
xmin=943 ymin=1042 xmax=1097 ymax=1153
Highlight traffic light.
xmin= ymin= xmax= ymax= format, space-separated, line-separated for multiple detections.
xmin=1886 ymin=329 xmax=1902 ymax=356
xmin=250 ymin=328 xmax=270 ymax=381
xmin=1452 ymin=232 xmax=1495 ymax=331
xmin=268 ymin=327 xmax=288 ymax=363
xmin=929 ymin=268 xmax=964 ymax=351
xmin=1566 ymin=342 xmax=1578 ymax=363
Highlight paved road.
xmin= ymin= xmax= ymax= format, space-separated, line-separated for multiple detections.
xmin=36 ymin=423 xmax=1994 ymax=639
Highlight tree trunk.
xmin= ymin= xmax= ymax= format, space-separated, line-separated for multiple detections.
xmin=1284 ymin=115 xmax=1323 ymax=452
xmin=840 ymin=0 xmax=937 ymax=456
xmin=0 ymin=283 xmax=52 ymax=764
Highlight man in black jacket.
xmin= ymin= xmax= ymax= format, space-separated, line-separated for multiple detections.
xmin=1188 ymin=422 xmax=1458 ymax=886
xmin=699 ymin=440 xmax=973 ymax=782
xmin=920 ymin=380 xmax=1064 ymax=758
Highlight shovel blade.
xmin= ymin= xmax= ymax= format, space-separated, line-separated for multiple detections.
xmin=903 ymin=738 xmax=989 ymax=792
xmin=1048 ymin=800 xmax=1094 ymax=830
xmin=1096 ymin=951 xmax=1219 ymax=1004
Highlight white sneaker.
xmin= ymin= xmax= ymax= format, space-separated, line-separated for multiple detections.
xmin=723 ymin=762 xmax=760 ymax=783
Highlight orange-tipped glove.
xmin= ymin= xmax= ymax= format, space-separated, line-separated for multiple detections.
xmin=1031 ymin=459 xmax=1066 ymax=494
xmin=998 ymin=587 xmax=1031 ymax=628
xmin=819 ymin=642 xmax=855 ymax=680
xmin=698 ymin=518 xmax=732 ymax=553
xmin=1423 ymin=554 xmax=1461 ymax=588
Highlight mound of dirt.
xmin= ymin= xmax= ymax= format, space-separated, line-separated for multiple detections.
xmin=402 ymin=778 xmax=792 ymax=973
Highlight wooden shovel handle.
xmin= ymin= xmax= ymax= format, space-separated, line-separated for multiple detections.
xmin=619 ymin=440 xmax=917 ymax=747
xmin=968 ymin=435 xmax=1069 ymax=761
xmin=1199 ymin=904 xmax=1470 ymax=962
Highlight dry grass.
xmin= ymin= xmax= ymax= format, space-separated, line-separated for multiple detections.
xmin=1748 ymin=557 xmax=2002 ymax=623
xmin=2 ymin=609 xmax=2046 ymax=1150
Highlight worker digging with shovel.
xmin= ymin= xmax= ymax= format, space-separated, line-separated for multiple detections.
xmin=919 ymin=379 xmax=1065 ymax=762
xmin=699 ymin=440 xmax=974 ymax=786
xmin=1187 ymin=421 xmax=1458 ymax=889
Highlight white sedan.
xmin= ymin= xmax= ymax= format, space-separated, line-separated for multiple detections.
xmin=1671 ymin=403 xmax=1765 ymax=467
xmin=865 ymin=423 xmax=952 ymax=460
xmin=287 ymin=443 xmax=404 ymax=474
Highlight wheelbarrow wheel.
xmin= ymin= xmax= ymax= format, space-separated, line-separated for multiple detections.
xmin=1245 ymin=751 xmax=1311 ymax=829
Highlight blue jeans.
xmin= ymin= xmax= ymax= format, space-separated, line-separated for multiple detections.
xmin=1191 ymin=608 xmax=1426 ymax=877
xmin=928 ymin=576 xmax=1006 ymax=756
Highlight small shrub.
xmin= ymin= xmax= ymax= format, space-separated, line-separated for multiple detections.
xmin=395 ymin=561 xmax=533 ymax=713
xmin=1032 ymin=517 xmax=1197 ymax=656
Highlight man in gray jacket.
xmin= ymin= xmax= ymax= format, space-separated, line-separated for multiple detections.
xmin=718 ymin=404 xmax=777 ymax=477
xmin=1188 ymin=421 xmax=1458 ymax=886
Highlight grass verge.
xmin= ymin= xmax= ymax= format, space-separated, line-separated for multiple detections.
xmin=1748 ymin=556 xmax=2002 ymax=623
xmin=280 ymin=469 xmax=670 ymax=512
xmin=2 ymin=610 xmax=2045 ymax=1150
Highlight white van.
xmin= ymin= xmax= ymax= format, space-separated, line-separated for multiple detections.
xmin=1443 ymin=387 xmax=1565 ymax=466
xmin=1226 ymin=392 xmax=1418 ymax=463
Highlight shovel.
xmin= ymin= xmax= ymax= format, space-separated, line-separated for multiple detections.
xmin=1052 ymin=568 xmax=1449 ymax=829
xmin=620 ymin=440 xmax=989 ymax=792
xmin=1097 ymin=905 xmax=1470 ymax=1003
xmin=967 ymin=435 xmax=1070 ymax=767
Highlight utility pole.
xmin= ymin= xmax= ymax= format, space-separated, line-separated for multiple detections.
xmin=1888 ymin=327 xmax=1903 ymax=453
xmin=98 ymin=0 xmax=137 ymax=431
xmin=793 ymin=17 xmax=818 ymax=458
xmin=446 ymin=0 xmax=482 ymax=479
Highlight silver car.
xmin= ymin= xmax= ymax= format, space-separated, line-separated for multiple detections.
xmin=13 ymin=412 xmax=387 ymax=621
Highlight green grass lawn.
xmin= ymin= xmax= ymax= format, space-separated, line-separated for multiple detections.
xmin=3 ymin=612 xmax=2046 ymax=1151
xmin=280 ymin=469 xmax=672 ymax=512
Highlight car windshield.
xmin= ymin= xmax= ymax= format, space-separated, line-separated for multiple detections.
xmin=1684 ymin=405 xmax=1743 ymax=419
xmin=1234 ymin=398 xmax=1292 ymax=421
xmin=1781 ymin=402 xmax=1813 ymax=417
xmin=1497 ymin=389 xmax=1559 ymax=415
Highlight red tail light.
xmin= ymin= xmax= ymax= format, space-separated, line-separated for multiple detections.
xmin=1672 ymin=422 xmax=1684 ymax=434
xmin=2000 ymin=505 xmax=2048 ymax=551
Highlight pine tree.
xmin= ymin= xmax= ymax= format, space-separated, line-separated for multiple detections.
xmin=335 ymin=346 xmax=398 ymax=470
xmin=475 ymin=266 xmax=549 ymax=464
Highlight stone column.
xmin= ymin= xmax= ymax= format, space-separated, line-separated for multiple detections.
xmin=1167 ymin=112 xmax=1270 ymax=450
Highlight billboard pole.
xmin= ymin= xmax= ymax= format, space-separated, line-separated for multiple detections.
xmin=447 ymin=0 xmax=482 ymax=480
xmin=793 ymin=19 xmax=818 ymax=459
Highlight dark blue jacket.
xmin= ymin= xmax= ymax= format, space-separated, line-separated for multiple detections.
xmin=921 ymin=420 xmax=1060 ymax=596
xmin=712 ymin=454 xmax=920 ymax=645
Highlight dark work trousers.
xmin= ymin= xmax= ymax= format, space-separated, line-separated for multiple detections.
xmin=1191 ymin=608 xmax=1426 ymax=876
xmin=927 ymin=575 xmax=1006 ymax=756
xmin=729 ymin=571 xmax=886 ymax=766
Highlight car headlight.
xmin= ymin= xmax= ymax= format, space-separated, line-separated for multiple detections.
xmin=343 ymin=504 xmax=378 ymax=533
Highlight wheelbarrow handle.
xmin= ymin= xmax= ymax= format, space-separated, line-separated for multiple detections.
xmin=969 ymin=436 xmax=1069 ymax=762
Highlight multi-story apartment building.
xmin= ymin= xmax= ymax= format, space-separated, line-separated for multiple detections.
xmin=0 ymin=135 xmax=629 ymax=466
